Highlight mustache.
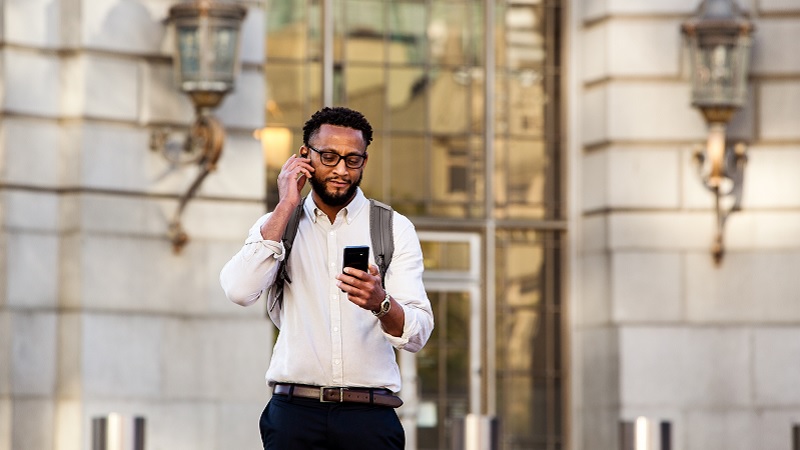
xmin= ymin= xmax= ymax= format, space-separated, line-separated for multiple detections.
xmin=323 ymin=176 xmax=351 ymax=183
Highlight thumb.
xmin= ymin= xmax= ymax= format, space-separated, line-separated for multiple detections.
xmin=369 ymin=264 xmax=380 ymax=277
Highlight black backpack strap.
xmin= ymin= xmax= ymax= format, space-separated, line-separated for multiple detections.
xmin=268 ymin=197 xmax=306 ymax=313
xmin=369 ymin=199 xmax=394 ymax=288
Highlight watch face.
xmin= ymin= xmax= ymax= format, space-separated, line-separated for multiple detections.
xmin=374 ymin=296 xmax=391 ymax=317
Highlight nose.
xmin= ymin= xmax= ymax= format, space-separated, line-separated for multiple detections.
xmin=331 ymin=157 xmax=349 ymax=175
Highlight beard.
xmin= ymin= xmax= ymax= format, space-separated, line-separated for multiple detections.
xmin=310 ymin=172 xmax=362 ymax=207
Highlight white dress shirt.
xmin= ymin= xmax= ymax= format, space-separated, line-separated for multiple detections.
xmin=219 ymin=189 xmax=434 ymax=392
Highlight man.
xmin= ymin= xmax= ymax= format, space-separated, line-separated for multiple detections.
xmin=220 ymin=106 xmax=434 ymax=449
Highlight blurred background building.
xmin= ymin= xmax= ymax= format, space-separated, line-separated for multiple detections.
xmin=1 ymin=0 xmax=799 ymax=449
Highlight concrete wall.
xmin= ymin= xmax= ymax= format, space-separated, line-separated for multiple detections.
xmin=0 ymin=1 xmax=270 ymax=449
xmin=571 ymin=0 xmax=800 ymax=449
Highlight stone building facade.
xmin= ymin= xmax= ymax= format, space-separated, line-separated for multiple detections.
xmin=572 ymin=0 xmax=800 ymax=449
xmin=1 ymin=0 xmax=268 ymax=449
xmin=1 ymin=0 xmax=799 ymax=449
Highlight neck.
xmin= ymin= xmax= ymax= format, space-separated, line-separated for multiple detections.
xmin=311 ymin=191 xmax=356 ymax=223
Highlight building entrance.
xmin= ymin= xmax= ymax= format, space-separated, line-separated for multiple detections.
xmin=398 ymin=231 xmax=484 ymax=450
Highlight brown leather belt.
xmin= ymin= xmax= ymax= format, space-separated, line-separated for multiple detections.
xmin=272 ymin=383 xmax=403 ymax=408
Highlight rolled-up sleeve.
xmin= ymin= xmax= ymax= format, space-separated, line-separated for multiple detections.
xmin=220 ymin=214 xmax=286 ymax=307
xmin=381 ymin=216 xmax=434 ymax=353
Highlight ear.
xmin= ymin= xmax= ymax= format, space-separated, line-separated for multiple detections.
xmin=299 ymin=146 xmax=309 ymax=157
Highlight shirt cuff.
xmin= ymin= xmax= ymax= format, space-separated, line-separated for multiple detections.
xmin=383 ymin=303 xmax=420 ymax=349
xmin=243 ymin=239 xmax=285 ymax=261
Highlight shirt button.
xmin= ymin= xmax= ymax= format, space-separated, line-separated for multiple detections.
xmin=330 ymin=231 xmax=335 ymax=236
xmin=333 ymin=326 xmax=339 ymax=332
xmin=334 ymin=359 xmax=341 ymax=365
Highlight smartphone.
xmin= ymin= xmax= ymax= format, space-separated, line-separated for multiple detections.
xmin=342 ymin=245 xmax=369 ymax=273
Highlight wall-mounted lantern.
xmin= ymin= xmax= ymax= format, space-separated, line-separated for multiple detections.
xmin=150 ymin=1 xmax=247 ymax=253
xmin=681 ymin=0 xmax=754 ymax=265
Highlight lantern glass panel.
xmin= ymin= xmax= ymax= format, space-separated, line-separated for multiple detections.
xmin=175 ymin=19 xmax=243 ymax=93
xmin=177 ymin=25 xmax=200 ymax=85
xmin=689 ymin=34 xmax=751 ymax=108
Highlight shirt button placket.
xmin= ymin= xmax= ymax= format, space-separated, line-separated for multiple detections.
xmin=327 ymin=229 xmax=344 ymax=384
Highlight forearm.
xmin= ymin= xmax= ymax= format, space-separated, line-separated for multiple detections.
xmin=377 ymin=295 xmax=404 ymax=337
xmin=260 ymin=200 xmax=301 ymax=241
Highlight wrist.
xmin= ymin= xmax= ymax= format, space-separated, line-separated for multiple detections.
xmin=373 ymin=293 xmax=392 ymax=318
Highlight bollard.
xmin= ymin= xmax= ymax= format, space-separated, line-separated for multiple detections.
xmin=619 ymin=417 xmax=671 ymax=450
xmin=793 ymin=424 xmax=799 ymax=450
xmin=451 ymin=414 xmax=498 ymax=450
xmin=91 ymin=414 xmax=145 ymax=450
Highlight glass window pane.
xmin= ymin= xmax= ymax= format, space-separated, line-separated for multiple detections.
xmin=508 ymin=73 xmax=546 ymax=138
xmin=388 ymin=67 xmax=427 ymax=132
xmin=495 ymin=139 xmax=549 ymax=219
xmin=360 ymin=135 xmax=385 ymax=199
xmin=343 ymin=0 xmax=385 ymax=63
xmin=500 ymin=3 xmax=545 ymax=71
xmin=388 ymin=134 xmax=427 ymax=212
xmin=344 ymin=66 xmax=385 ymax=129
xmin=266 ymin=0 xmax=308 ymax=61
xmin=420 ymin=241 xmax=471 ymax=272
xmin=266 ymin=62 xmax=320 ymax=127
xmin=502 ymin=374 xmax=535 ymax=439
xmin=388 ymin=2 xmax=427 ymax=65
xmin=445 ymin=292 xmax=469 ymax=346
xmin=431 ymin=137 xmax=467 ymax=203
xmin=417 ymin=344 xmax=439 ymax=396
xmin=430 ymin=2 xmax=473 ymax=66
xmin=429 ymin=69 xmax=470 ymax=134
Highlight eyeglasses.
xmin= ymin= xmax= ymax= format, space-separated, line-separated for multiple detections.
xmin=307 ymin=145 xmax=367 ymax=169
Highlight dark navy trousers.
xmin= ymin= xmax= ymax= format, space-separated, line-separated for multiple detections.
xmin=260 ymin=393 xmax=405 ymax=450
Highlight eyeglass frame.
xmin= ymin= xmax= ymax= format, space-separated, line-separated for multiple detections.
xmin=306 ymin=144 xmax=368 ymax=169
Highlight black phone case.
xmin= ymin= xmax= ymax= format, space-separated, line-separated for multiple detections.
xmin=343 ymin=245 xmax=369 ymax=272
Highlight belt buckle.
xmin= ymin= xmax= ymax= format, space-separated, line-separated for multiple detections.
xmin=319 ymin=386 xmax=345 ymax=403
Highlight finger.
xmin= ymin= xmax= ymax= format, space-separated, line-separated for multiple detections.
xmin=337 ymin=272 xmax=360 ymax=285
xmin=281 ymin=154 xmax=297 ymax=170
xmin=368 ymin=264 xmax=379 ymax=276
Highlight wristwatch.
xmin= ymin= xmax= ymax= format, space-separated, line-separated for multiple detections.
xmin=373 ymin=293 xmax=392 ymax=318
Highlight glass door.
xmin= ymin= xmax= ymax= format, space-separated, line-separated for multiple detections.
xmin=398 ymin=231 xmax=482 ymax=450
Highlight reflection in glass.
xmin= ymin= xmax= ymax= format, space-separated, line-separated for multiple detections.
xmin=429 ymin=68 xmax=471 ymax=134
xmin=344 ymin=65 xmax=385 ymax=128
xmin=496 ymin=230 xmax=562 ymax=449
xmin=266 ymin=0 xmax=308 ymax=61
xmin=429 ymin=2 xmax=470 ymax=66
xmin=417 ymin=291 xmax=470 ymax=450
xmin=343 ymin=0 xmax=385 ymax=63
xmin=265 ymin=62 xmax=320 ymax=127
xmin=388 ymin=2 xmax=427 ymax=65
xmin=508 ymin=72 xmax=545 ymax=137
xmin=387 ymin=135 xmax=427 ymax=215
xmin=494 ymin=139 xmax=548 ymax=219
xmin=420 ymin=241 xmax=471 ymax=272
xmin=388 ymin=67 xmax=428 ymax=132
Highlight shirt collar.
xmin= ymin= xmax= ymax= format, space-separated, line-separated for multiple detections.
xmin=304 ymin=188 xmax=368 ymax=224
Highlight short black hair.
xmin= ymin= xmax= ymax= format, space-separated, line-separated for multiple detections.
xmin=303 ymin=106 xmax=373 ymax=149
